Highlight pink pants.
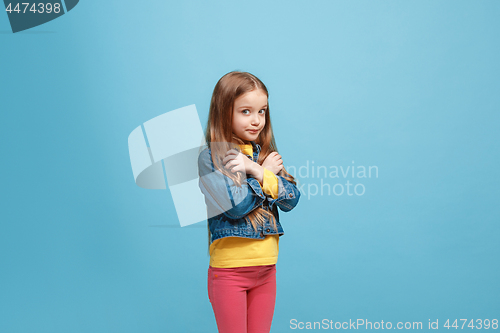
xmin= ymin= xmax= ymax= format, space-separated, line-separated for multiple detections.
xmin=208 ymin=264 xmax=277 ymax=333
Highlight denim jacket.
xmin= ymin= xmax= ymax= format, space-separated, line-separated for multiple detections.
xmin=197 ymin=141 xmax=300 ymax=242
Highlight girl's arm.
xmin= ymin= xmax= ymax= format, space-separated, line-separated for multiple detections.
xmin=260 ymin=152 xmax=301 ymax=211
xmin=266 ymin=175 xmax=301 ymax=212
xmin=198 ymin=149 xmax=266 ymax=220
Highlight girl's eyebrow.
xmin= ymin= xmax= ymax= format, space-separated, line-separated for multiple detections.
xmin=239 ymin=105 xmax=268 ymax=109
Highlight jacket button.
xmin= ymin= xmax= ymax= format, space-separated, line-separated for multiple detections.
xmin=266 ymin=228 xmax=270 ymax=232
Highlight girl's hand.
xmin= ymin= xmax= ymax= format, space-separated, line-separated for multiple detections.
xmin=262 ymin=152 xmax=283 ymax=175
xmin=223 ymin=149 xmax=256 ymax=175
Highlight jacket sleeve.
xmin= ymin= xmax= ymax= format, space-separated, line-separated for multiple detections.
xmin=266 ymin=175 xmax=301 ymax=212
xmin=198 ymin=149 xmax=266 ymax=220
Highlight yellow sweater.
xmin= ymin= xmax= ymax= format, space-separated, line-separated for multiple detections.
xmin=209 ymin=144 xmax=280 ymax=268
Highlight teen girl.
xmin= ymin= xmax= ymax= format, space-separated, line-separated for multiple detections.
xmin=197 ymin=71 xmax=300 ymax=333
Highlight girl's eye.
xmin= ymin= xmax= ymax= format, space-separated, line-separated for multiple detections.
xmin=241 ymin=109 xmax=266 ymax=114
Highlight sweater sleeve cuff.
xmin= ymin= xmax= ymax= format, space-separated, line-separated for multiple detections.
xmin=260 ymin=168 xmax=279 ymax=199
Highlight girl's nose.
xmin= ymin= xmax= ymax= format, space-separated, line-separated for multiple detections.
xmin=251 ymin=115 xmax=260 ymax=125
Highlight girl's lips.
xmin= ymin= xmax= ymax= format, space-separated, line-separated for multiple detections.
xmin=247 ymin=130 xmax=259 ymax=134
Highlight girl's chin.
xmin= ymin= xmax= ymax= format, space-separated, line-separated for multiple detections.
xmin=233 ymin=131 xmax=258 ymax=143
xmin=246 ymin=131 xmax=260 ymax=137
xmin=245 ymin=134 xmax=258 ymax=141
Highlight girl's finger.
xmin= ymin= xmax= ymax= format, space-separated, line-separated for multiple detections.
xmin=223 ymin=152 xmax=235 ymax=161
xmin=226 ymin=148 xmax=239 ymax=155
xmin=223 ymin=152 xmax=239 ymax=164
xmin=225 ymin=159 xmax=238 ymax=168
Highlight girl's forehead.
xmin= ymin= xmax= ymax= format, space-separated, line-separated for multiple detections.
xmin=234 ymin=89 xmax=268 ymax=104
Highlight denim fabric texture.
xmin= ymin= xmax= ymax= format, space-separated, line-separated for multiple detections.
xmin=198 ymin=141 xmax=301 ymax=242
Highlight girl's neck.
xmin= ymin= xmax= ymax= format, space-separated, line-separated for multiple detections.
xmin=232 ymin=138 xmax=252 ymax=146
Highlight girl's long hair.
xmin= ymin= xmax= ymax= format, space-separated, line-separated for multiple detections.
xmin=203 ymin=71 xmax=297 ymax=255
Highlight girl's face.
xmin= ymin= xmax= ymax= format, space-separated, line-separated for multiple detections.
xmin=231 ymin=89 xmax=267 ymax=143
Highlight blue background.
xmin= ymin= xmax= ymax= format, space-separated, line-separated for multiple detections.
xmin=1 ymin=1 xmax=499 ymax=332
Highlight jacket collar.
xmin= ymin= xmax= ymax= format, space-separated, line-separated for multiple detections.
xmin=250 ymin=141 xmax=261 ymax=154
